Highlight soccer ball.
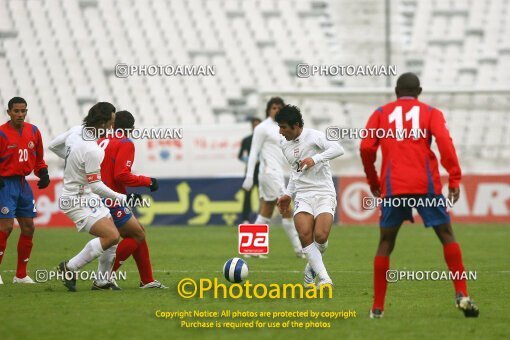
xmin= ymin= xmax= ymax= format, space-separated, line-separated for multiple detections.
xmin=223 ymin=257 xmax=248 ymax=283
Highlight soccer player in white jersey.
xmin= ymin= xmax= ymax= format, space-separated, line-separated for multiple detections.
xmin=276 ymin=105 xmax=344 ymax=287
xmin=48 ymin=102 xmax=141 ymax=291
xmin=242 ymin=98 xmax=303 ymax=258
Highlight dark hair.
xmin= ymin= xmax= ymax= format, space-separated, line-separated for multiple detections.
xmin=396 ymin=72 xmax=421 ymax=97
xmin=82 ymin=102 xmax=116 ymax=128
xmin=250 ymin=117 xmax=262 ymax=124
xmin=265 ymin=97 xmax=285 ymax=117
xmin=115 ymin=110 xmax=135 ymax=130
xmin=275 ymin=105 xmax=304 ymax=128
xmin=8 ymin=97 xmax=27 ymax=110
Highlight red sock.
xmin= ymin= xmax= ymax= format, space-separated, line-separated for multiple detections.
xmin=0 ymin=231 xmax=9 ymax=265
xmin=373 ymin=255 xmax=390 ymax=311
xmin=16 ymin=234 xmax=33 ymax=278
xmin=443 ymin=242 xmax=468 ymax=296
xmin=112 ymin=238 xmax=139 ymax=272
xmin=133 ymin=239 xmax=154 ymax=284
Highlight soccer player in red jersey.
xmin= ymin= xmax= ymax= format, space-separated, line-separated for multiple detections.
xmin=0 ymin=97 xmax=50 ymax=284
xmin=97 ymin=111 xmax=166 ymax=288
xmin=360 ymin=73 xmax=479 ymax=318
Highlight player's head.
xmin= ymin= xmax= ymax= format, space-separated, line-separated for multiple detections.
xmin=114 ymin=110 xmax=135 ymax=133
xmin=7 ymin=97 xmax=28 ymax=128
xmin=275 ymin=105 xmax=304 ymax=141
xmin=83 ymin=102 xmax=116 ymax=130
xmin=265 ymin=97 xmax=285 ymax=118
xmin=395 ymin=72 xmax=422 ymax=98
xmin=250 ymin=117 xmax=261 ymax=131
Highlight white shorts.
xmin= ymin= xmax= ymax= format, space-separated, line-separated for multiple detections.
xmin=293 ymin=194 xmax=337 ymax=218
xmin=258 ymin=172 xmax=285 ymax=201
xmin=61 ymin=194 xmax=111 ymax=233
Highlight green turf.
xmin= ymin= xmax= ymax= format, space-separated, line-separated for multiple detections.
xmin=1 ymin=224 xmax=509 ymax=339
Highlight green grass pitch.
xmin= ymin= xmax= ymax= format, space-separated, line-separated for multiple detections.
xmin=1 ymin=224 xmax=509 ymax=339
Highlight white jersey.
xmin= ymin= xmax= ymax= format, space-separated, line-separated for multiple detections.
xmin=281 ymin=128 xmax=344 ymax=198
xmin=246 ymin=117 xmax=288 ymax=177
xmin=48 ymin=126 xmax=125 ymax=201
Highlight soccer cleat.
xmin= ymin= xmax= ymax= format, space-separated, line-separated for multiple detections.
xmin=140 ymin=280 xmax=168 ymax=289
xmin=91 ymin=279 xmax=122 ymax=291
xmin=303 ymin=263 xmax=317 ymax=286
xmin=57 ymin=261 xmax=77 ymax=292
xmin=369 ymin=308 xmax=384 ymax=319
xmin=296 ymin=251 xmax=306 ymax=259
xmin=13 ymin=276 xmax=35 ymax=284
xmin=316 ymin=278 xmax=333 ymax=290
xmin=456 ymin=293 xmax=479 ymax=317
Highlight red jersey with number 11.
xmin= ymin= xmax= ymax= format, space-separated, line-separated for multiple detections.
xmin=360 ymin=97 xmax=461 ymax=197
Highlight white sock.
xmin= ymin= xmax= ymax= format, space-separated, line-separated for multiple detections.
xmin=315 ymin=240 xmax=328 ymax=254
xmin=96 ymin=244 xmax=117 ymax=282
xmin=254 ymin=215 xmax=271 ymax=225
xmin=282 ymin=218 xmax=303 ymax=253
xmin=302 ymin=243 xmax=330 ymax=282
xmin=67 ymin=238 xmax=104 ymax=271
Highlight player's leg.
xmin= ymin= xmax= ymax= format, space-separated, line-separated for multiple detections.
xmin=432 ymin=222 xmax=479 ymax=317
xmin=281 ymin=205 xmax=304 ymax=258
xmin=371 ymin=199 xmax=409 ymax=318
xmin=11 ymin=178 xmax=37 ymax=283
xmin=0 ymin=218 xmax=14 ymax=285
xmin=311 ymin=212 xmax=334 ymax=286
xmin=113 ymin=216 xmax=144 ymax=272
xmin=416 ymin=193 xmax=479 ymax=317
xmin=241 ymin=188 xmax=251 ymax=223
xmin=14 ymin=217 xmax=35 ymax=283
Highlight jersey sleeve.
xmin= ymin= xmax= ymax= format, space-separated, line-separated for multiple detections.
xmin=114 ymin=141 xmax=151 ymax=187
xmin=430 ymin=109 xmax=462 ymax=188
xmin=245 ymin=126 xmax=264 ymax=178
xmin=311 ymin=132 xmax=344 ymax=164
xmin=360 ymin=110 xmax=381 ymax=190
xmin=34 ymin=128 xmax=48 ymax=177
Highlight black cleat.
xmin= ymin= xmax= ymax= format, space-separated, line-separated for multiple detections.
xmin=369 ymin=308 xmax=384 ymax=319
xmin=57 ymin=261 xmax=77 ymax=292
xmin=456 ymin=293 xmax=479 ymax=317
xmin=92 ymin=279 xmax=122 ymax=291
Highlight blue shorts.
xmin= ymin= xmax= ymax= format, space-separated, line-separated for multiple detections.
xmin=380 ymin=194 xmax=450 ymax=228
xmin=0 ymin=176 xmax=36 ymax=219
xmin=108 ymin=205 xmax=133 ymax=228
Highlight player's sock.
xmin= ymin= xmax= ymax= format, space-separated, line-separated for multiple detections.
xmin=67 ymin=238 xmax=104 ymax=271
xmin=282 ymin=218 xmax=302 ymax=253
xmin=112 ymin=238 xmax=139 ymax=272
xmin=0 ymin=231 xmax=9 ymax=265
xmin=314 ymin=240 xmax=328 ymax=254
xmin=373 ymin=255 xmax=390 ymax=311
xmin=443 ymin=242 xmax=468 ymax=296
xmin=97 ymin=244 xmax=117 ymax=282
xmin=302 ymin=243 xmax=330 ymax=281
xmin=16 ymin=234 xmax=33 ymax=278
xmin=133 ymin=239 xmax=154 ymax=284
xmin=254 ymin=215 xmax=270 ymax=225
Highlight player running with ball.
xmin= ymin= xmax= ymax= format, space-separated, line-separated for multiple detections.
xmin=276 ymin=105 xmax=344 ymax=288
xmin=242 ymin=97 xmax=303 ymax=258
xmin=49 ymin=102 xmax=142 ymax=291
xmin=360 ymin=73 xmax=479 ymax=318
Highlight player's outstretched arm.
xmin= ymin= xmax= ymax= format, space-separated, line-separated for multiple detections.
xmin=114 ymin=140 xmax=153 ymax=190
xmin=430 ymin=109 xmax=462 ymax=190
xmin=360 ymin=111 xmax=381 ymax=192
xmin=242 ymin=126 xmax=264 ymax=190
